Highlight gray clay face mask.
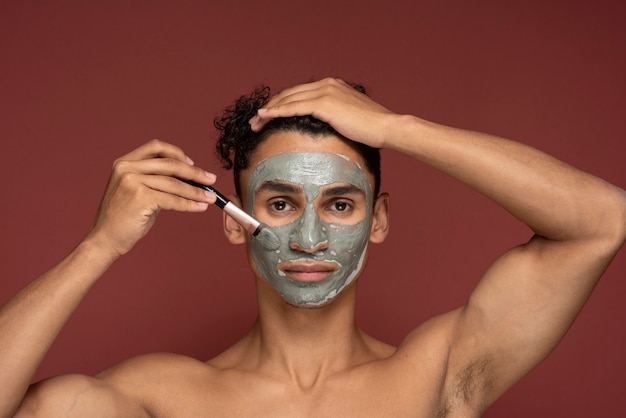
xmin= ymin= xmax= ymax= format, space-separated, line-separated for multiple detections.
xmin=246 ymin=152 xmax=372 ymax=306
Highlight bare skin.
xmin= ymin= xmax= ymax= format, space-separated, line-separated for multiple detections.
xmin=2 ymin=78 xmax=625 ymax=417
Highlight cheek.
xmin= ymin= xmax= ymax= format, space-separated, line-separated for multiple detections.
xmin=250 ymin=243 xmax=279 ymax=275
xmin=326 ymin=221 xmax=369 ymax=265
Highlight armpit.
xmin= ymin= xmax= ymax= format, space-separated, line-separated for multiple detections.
xmin=438 ymin=357 xmax=494 ymax=417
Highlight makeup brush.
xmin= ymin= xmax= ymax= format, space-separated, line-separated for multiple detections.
xmin=179 ymin=179 xmax=280 ymax=250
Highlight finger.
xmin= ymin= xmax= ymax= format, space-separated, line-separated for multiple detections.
xmin=141 ymin=174 xmax=218 ymax=207
xmin=249 ymin=92 xmax=326 ymax=132
xmin=117 ymin=139 xmax=195 ymax=166
xmin=133 ymin=184 xmax=212 ymax=213
xmin=158 ymin=193 xmax=211 ymax=212
xmin=264 ymin=78 xmax=348 ymax=109
xmin=261 ymin=84 xmax=327 ymax=112
xmin=112 ymin=156 xmax=218 ymax=187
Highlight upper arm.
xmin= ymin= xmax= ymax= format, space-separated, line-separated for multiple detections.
xmin=15 ymin=374 xmax=148 ymax=418
xmin=443 ymin=233 xmax=622 ymax=410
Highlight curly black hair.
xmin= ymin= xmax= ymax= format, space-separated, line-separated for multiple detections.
xmin=214 ymin=83 xmax=381 ymax=200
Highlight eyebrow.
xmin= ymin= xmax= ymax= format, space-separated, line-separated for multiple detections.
xmin=256 ymin=181 xmax=302 ymax=195
xmin=321 ymin=184 xmax=365 ymax=198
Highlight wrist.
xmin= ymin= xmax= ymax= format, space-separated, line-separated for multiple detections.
xmin=78 ymin=232 xmax=122 ymax=267
xmin=379 ymin=114 xmax=432 ymax=153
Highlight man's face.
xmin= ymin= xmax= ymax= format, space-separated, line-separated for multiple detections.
xmin=242 ymin=132 xmax=374 ymax=307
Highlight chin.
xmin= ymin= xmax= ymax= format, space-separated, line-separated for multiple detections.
xmin=280 ymin=285 xmax=348 ymax=308
xmin=285 ymin=297 xmax=335 ymax=309
xmin=285 ymin=299 xmax=334 ymax=309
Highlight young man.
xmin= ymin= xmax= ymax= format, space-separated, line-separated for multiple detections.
xmin=1 ymin=78 xmax=624 ymax=417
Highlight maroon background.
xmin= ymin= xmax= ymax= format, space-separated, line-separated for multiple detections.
xmin=1 ymin=1 xmax=625 ymax=416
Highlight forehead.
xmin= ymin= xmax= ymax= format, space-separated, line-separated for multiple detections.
xmin=241 ymin=131 xmax=373 ymax=196
xmin=249 ymin=152 xmax=368 ymax=189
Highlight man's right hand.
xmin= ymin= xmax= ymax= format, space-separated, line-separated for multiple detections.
xmin=85 ymin=139 xmax=218 ymax=258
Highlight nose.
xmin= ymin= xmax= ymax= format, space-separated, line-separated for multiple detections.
xmin=289 ymin=204 xmax=329 ymax=253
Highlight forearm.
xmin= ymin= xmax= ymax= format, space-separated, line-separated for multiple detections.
xmin=387 ymin=114 xmax=626 ymax=243
xmin=0 ymin=237 xmax=117 ymax=416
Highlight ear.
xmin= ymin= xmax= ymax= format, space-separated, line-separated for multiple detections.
xmin=223 ymin=194 xmax=247 ymax=245
xmin=369 ymin=192 xmax=390 ymax=244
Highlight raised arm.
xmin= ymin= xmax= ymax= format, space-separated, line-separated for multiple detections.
xmin=251 ymin=78 xmax=626 ymax=411
xmin=0 ymin=140 xmax=217 ymax=417
xmin=388 ymin=114 xmax=626 ymax=409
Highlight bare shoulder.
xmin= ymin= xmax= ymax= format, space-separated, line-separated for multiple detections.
xmin=17 ymin=373 xmax=147 ymax=418
xmin=17 ymin=353 xmax=217 ymax=418
xmin=98 ymin=351 xmax=214 ymax=381
xmin=98 ymin=352 xmax=220 ymax=415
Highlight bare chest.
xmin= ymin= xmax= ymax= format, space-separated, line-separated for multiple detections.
xmin=146 ymin=369 xmax=449 ymax=418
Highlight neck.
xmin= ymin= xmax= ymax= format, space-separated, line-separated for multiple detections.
xmin=246 ymin=279 xmax=370 ymax=389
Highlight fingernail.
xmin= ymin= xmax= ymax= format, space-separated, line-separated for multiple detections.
xmin=186 ymin=156 xmax=195 ymax=165
xmin=197 ymin=201 xmax=209 ymax=209
xmin=205 ymin=171 xmax=217 ymax=182
xmin=249 ymin=115 xmax=259 ymax=125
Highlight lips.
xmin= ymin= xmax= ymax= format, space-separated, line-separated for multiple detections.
xmin=277 ymin=260 xmax=340 ymax=282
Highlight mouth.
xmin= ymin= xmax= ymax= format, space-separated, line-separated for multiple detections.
xmin=277 ymin=260 xmax=340 ymax=283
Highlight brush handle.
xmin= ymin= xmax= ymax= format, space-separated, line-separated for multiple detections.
xmin=179 ymin=178 xmax=262 ymax=236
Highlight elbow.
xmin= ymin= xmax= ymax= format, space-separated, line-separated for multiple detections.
xmin=618 ymin=190 xmax=626 ymax=245
xmin=578 ymin=184 xmax=626 ymax=258
xmin=602 ymin=186 xmax=626 ymax=253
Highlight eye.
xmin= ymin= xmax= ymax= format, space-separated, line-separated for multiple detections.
xmin=334 ymin=201 xmax=349 ymax=211
xmin=328 ymin=200 xmax=352 ymax=213
xmin=269 ymin=200 xmax=294 ymax=213
xmin=273 ymin=201 xmax=286 ymax=211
